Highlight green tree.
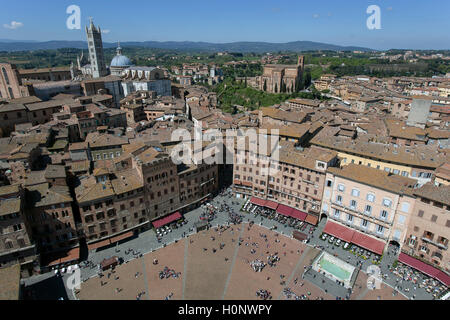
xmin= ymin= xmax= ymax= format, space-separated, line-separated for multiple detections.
xmin=274 ymin=83 xmax=278 ymax=93
xmin=303 ymin=71 xmax=312 ymax=89
xmin=263 ymin=79 xmax=267 ymax=92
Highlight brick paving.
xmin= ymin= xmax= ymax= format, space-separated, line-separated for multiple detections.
xmin=75 ymin=222 xmax=415 ymax=300
xmin=223 ymin=224 xmax=304 ymax=300
xmin=77 ymin=258 xmax=146 ymax=300
xmin=28 ymin=191 xmax=442 ymax=300
xmin=183 ymin=226 xmax=240 ymax=300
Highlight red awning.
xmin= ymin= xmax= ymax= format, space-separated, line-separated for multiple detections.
xmin=351 ymin=231 xmax=385 ymax=255
xmin=152 ymin=212 xmax=182 ymax=229
xmin=305 ymin=214 xmax=318 ymax=226
xmin=264 ymin=200 xmax=278 ymax=210
xmin=277 ymin=204 xmax=293 ymax=217
xmin=47 ymin=248 xmax=80 ymax=267
xmin=290 ymin=208 xmax=307 ymax=221
xmin=250 ymin=197 xmax=266 ymax=207
xmin=109 ymin=231 xmax=134 ymax=244
xmin=88 ymin=239 xmax=111 ymax=251
xmin=398 ymin=253 xmax=450 ymax=287
xmin=323 ymin=221 xmax=355 ymax=243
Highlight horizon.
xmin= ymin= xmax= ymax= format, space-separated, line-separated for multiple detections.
xmin=0 ymin=0 xmax=449 ymax=50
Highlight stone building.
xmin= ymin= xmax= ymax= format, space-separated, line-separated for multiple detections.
xmin=321 ymin=164 xmax=417 ymax=255
xmin=25 ymin=170 xmax=78 ymax=254
xmin=0 ymin=63 xmax=34 ymax=100
xmin=0 ymin=184 xmax=38 ymax=277
xmin=122 ymin=67 xmax=171 ymax=97
xmin=258 ymin=56 xmax=304 ymax=93
xmin=233 ymin=140 xmax=337 ymax=222
xmin=75 ymin=143 xmax=219 ymax=250
xmin=404 ymin=184 xmax=450 ymax=271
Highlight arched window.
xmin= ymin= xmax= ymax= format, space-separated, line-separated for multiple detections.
xmin=8 ymin=87 xmax=14 ymax=99
xmin=2 ymin=67 xmax=10 ymax=85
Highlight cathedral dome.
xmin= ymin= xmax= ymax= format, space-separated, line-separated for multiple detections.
xmin=110 ymin=43 xmax=132 ymax=67
xmin=111 ymin=55 xmax=132 ymax=67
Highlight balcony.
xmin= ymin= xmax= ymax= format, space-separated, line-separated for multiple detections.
xmin=422 ymin=237 xmax=448 ymax=251
xmin=331 ymin=202 xmax=393 ymax=226
xmin=302 ymin=179 xmax=315 ymax=185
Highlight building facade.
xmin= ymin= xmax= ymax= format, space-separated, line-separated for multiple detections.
xmin=404 ymin=184 xmax=450 ymax=271
xmin=321 ymin=164 xmax=417 ymax=254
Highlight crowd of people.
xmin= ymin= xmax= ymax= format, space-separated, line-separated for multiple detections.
xmin=159 ymin=266 xmax=181 ymax=280
xmin=391 ymin=263 xmax=447 ymax=298
xmin=282 ymin=287 xmax=301 ymax=300
xmin=267 ymin=254 xmax=280 ymax=267
xmin=250 ymin=260 xmax=266 ymax=272
xmin=256 ymin=289 xmax=272 ymax=300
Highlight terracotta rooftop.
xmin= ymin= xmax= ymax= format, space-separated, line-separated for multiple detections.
xmin=413 ymin=183 xmax=450 ymax=206
xmin=0 ymin=264 xmax=21 ymax=300
xmin=311 ymin=134 xmax=448 ymax=169
xmin=0 ymin=198 xmax=21 ymax=216
xmin=327 ymin=164 xmax=417 ymax=195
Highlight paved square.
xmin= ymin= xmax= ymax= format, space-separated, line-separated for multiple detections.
xmin=76 ymin=222 xmax=408 ymax=300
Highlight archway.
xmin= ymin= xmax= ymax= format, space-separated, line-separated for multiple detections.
xmin=389 ymin=240 xmax=401 ymax=248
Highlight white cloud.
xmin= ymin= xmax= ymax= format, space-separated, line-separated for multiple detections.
xmin=3 ymin=21 xmax=23 ymax=30
xmin=387 ymin=7 xmax=393 ymax=11
xmin=102 ymin=29 xmax=110 ymax=34
xmin=313 ymin=14 xmax=320 ymax=19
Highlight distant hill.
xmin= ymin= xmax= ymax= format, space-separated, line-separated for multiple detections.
xmin=0 ymin=40 xmax=374 ymax=53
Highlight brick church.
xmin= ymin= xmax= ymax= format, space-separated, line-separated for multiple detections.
xmin=258 ymin=56 xmax=305 ymax=93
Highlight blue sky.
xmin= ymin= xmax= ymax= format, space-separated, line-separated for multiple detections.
xmin=0 ymin=0 xmax=449 ymax=50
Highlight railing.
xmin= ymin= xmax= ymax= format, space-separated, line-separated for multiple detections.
xmin=331 ymin=202 xmax=393 ymax=226
xmin=422 ymin=237 xmax=449 ymax=251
